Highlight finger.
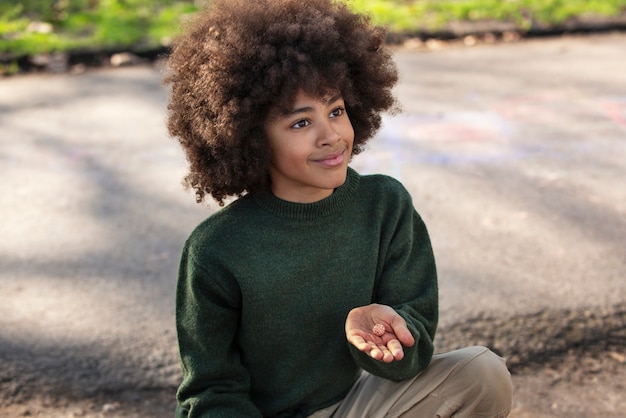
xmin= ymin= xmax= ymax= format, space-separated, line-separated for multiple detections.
xmin=348 ymin=335 xmax=370 ymax=351
xmin=369 ymin=345 xmax=384 ymax=361
xmin=357 ymin=340 xmax=399 ymax=363
xmin=391 ymin=322 xmax=415 ymax=347
xmin=387 ymin=339 xmax=405 ymax=361
xmin=375 ymin=344 xmax=396 ymax=363
xmin=383 ymin=350 xmax=396 ymax=363
xmin=350 ymin=336 xmax=386 ymax=360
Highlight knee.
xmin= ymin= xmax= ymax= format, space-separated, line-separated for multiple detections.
xmin=462 ymin=346 xmax=513 ymax=416
xmin=470 ymin=347 xmax=512 ymax=387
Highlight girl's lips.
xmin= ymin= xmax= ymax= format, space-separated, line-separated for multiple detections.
xmin=313 ymin=149 xmax=346 ymax=167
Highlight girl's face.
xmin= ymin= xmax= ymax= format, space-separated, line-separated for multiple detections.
xmin=264 ymin=90 xmax=355 ymax=203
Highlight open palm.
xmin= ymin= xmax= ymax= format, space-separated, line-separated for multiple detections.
xmin=345 ymin=303 xmax=415 ymax=363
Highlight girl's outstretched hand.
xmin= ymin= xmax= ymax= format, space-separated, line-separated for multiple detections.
xmin=345 ymin=303 xmax=415 ymax=363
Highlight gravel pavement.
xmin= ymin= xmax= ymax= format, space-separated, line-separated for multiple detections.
xmin=0 ymin=32 xmax=624 ymax=417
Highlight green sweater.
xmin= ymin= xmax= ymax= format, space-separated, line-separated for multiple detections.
xmin=175 ymin=168 xmax=438 ymax=418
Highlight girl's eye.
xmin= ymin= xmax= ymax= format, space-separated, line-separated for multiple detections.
xmin=330 ymin=107 xmax=345 ymax=118
xmin=291 ymin=119 xmax=310 ymax=129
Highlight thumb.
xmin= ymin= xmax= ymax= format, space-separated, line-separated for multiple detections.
xmin=391 ymin=317 xmax=415 ymax=347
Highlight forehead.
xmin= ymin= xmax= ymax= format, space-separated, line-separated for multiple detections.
xmin=274 ymin=87 xmax=342 ymax=115
xmin=292 ymin=89 xmax=340 ymax=105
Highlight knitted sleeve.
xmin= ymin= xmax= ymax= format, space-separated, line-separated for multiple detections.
xmin=175 ymin=243 xmax=263 ymax=418
xmin=348 ymin=181 xmax=438 ymax=380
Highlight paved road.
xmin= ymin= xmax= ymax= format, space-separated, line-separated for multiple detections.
xmin=1 ymin=32 xmax=625 ymax=414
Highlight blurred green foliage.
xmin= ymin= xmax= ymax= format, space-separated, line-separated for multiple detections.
xmin=349 ymin=0 xmax=626 ymax=32
xmin=1 ymin=0 xmax=625 ymax=58
xmin=0 ymin=0 xmax=201 ymax=56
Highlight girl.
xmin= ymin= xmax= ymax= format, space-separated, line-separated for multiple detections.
xmin=164 ymin=1 xmax=512 ymax=417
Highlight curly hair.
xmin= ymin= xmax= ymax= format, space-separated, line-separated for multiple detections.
xmin=164 ymin=0 xmax=398 ymax=205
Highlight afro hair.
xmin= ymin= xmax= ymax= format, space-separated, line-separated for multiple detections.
xmin=164 ymin=0 xmax=399 ymax=205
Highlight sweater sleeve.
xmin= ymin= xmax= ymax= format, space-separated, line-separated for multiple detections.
xmin=348 ymin=185 xmax=438 ymax=381
xmin=175 ymin=243 xmax=263 ymax=418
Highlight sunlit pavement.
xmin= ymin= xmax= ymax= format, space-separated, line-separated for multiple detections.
xmin=0 ymin=32 xmax=624 ymax=414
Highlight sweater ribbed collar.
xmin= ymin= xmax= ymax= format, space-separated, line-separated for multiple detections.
xmin=252 ymin=167 xmax=360 ymax=220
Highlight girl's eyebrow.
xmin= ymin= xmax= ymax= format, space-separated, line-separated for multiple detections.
xmin=286 ymin=93 xmax=343 ymax=116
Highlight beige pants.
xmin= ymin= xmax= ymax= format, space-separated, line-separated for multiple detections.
xmin=309 ymin=346 xmax=512 ymax=418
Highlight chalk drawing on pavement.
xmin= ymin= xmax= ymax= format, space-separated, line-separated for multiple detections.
xmin=352 ymin=112 xmax=517 ymax=177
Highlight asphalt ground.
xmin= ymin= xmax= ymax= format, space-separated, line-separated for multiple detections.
xmin=0 ymin=32 xmax=625 ymax=417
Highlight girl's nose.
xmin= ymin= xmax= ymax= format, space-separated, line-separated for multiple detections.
xmin=317 ymin=120 xmax=341 ymax=147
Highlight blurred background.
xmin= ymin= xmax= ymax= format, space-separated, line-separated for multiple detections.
xmin=2 ymin=0 xmax=626 ymax=74
xmin=1 ymin=1 xmax=625 ymax=417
